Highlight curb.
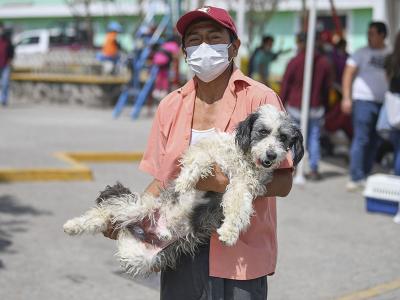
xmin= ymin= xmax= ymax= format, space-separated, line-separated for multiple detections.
xmin=11 ymin=73 xmax=129 ymax=85
xmin=0 ymin=151 xmax=143 ymax=183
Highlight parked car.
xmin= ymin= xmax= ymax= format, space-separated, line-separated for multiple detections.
xmin=13 ymin=28 xmax=87 ymax=54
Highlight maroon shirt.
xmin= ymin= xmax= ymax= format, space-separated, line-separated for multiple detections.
xmin=280 ymin=50 xmax=332 ymax=108
xmin=0 ymin=38 xmax=13 ymax=68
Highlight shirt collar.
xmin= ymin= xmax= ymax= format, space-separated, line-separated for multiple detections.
xmin=178 ymin=66 xmax=252 ymax=97
xmin=228 ymin=67 xmax=252 ymax=93
xmin=178 ymin=66 xmax=252 ymax=131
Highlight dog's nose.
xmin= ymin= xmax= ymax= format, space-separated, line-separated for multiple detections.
xmin=266 ymin=152 xmax=277 ymax=161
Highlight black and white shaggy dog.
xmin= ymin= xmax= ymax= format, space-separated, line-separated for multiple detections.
xmin=63 ymin=104 xmax=304 ymax=277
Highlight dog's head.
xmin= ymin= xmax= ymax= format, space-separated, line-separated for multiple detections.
xmin=235 ymin=104 xmax=304 ymax=169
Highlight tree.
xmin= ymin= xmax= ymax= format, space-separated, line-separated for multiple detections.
xmin=64 ymin=0 xmax=108 ymax=47
xmin=245 ymin=0 xmax=280 ymax=48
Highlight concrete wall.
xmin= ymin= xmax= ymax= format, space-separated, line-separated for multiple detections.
xmin=10 ymin=81 xmax=122 ymax=107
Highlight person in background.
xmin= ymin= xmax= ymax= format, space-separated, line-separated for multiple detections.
xmin=104 ymin=6 xmax=294 ymax=299
xmin=0 ymin=23 xmax=14 ymax=107
xmin=332 ymin=38 xmax=349 ymax=89
xmin=247 ymin=40 xmax=263 ymax=78
xmin=249 ymin=35 xmax=289 ymax=86
xmin=147 ymin=37 xmax=181 ymax=116
xmin=99 ymin=21 xmax=122 ymax=74
xmin=384 ymin=31 xmax=400 ymax=175
xmin=341 ymin=22 xmax=391 ymax=191
xmin=280 ymin=32 xmax=332 ymax=181
xmin=323 ymin=38 xmax=353 ymax=157
xmin=152 ymin=37 xmax=181 ymax=101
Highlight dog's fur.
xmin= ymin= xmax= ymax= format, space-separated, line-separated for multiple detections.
xmin=63 ymin=104 xmax=304 ymax=277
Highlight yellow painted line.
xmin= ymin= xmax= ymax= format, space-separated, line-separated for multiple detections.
xmin=11 ymin=72 xmax=129 ymax=84
xmin=0 ymin=168 xmax=92 ymax=182
xmin=336 ymin=278 xmax=400 ymax=300
xmin=66 ymin=152 xmax=143 ymax=162
xmin=54 ymin=152 xmax=91 ymax=168
xmin=0 ymin=151 xmax=143 ymax=182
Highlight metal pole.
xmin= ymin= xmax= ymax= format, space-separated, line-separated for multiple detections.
xmin=236 ymin=0 xmax=246 ymax=68
xmin=294 ymin=0 xmax=317 ymax=185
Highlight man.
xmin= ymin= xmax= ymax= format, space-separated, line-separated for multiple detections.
xmin=104 ymin=6 xmax=293 ymax=299
xmin=0 ymin=24 xmax=14 ymax=106
xmin=280 ymin=32 xmax=332 ymax=180
xmin=341 ymin=22 xmax=390 ymax=191
xmin=249 ymin=35 xmax=288 ymax=86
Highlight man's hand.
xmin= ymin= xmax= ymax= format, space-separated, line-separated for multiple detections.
xmin=102 ymin=221 xmax=119 ymax=240
xmin=195 ymin=164 xmax=229 ymax=193
xmin=341 ymin=97 xmax=352 ymax=114
xmin=265 ymin=168 xmax=293 ymax=197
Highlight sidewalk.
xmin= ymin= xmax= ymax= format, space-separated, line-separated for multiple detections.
xmin=0 ymin=104 xmax=399 ymax=300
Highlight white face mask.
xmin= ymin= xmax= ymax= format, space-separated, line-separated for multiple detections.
xmin=185 ymin=43 xmax=232 ymax=83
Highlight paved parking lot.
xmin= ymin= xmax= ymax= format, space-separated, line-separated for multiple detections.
xmin=0 ymin=104 xmax=399 ymax=300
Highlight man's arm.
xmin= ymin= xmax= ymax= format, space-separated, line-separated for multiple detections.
xmin=144 ymin=179 xmax=163 ymax=197
xmin=341 ymin=64 xmax=358 ymax=114
xmin=265 ymin=168 xmax=293 ymax=197
xmin=196 ymin=166 xmax=293 ymax=197
xmin=275 ymin=48 xmax=291 ymax=59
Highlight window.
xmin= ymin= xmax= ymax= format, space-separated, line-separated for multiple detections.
xmin=17 ymin=36 xmax=40 ymax=46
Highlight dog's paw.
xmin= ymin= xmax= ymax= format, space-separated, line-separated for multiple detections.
xmin=63 ymin=219 xmax=84 ymax=236
xmin=217 ymin=225 xmax=240 ymax=246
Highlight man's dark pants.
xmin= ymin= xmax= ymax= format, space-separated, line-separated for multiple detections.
xmin=160 ymin=243 xmax=268 ymax=300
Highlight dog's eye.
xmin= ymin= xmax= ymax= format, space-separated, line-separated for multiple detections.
xmin=259 ymin=129 xmax=270 ymax=135
xmin=280 ymin=134 xmax=287 ymax=142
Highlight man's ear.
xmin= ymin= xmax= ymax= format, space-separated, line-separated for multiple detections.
xmin=231 ymin=39 xmax=241 ymax=57
xmin=182 ymin=47 xmax=187 ymax=61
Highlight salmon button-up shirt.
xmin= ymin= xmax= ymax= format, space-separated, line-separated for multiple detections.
xmin=139 ymin=68 xmax=292 ymax=280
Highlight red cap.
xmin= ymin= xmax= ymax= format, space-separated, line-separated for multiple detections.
xmin=176 ymin=6 xmax=237 ymax=37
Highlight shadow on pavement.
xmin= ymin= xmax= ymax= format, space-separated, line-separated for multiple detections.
xmin=0 ymin=227 xmax=12 ymax=256
xmin=113 ymin=269 xmax=160 ymax=291
xmin=321 ymin=170 xmax=346 ymax=179
xmin=321 ymin=156 xmax=349 ymax=170
xmin=0 ymin=194 xmax=52 ymax=269
xmin=0 ymin=195 xmax=51 ymax=216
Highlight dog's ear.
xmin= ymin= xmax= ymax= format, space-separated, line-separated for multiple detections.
xmin=235 ymin=112 xmax=259 ymax=153
xmin=289 ymin=123 xmax=305 ymax=167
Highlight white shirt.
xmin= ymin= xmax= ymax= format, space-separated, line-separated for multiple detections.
xmin=347 ymin=46 xmax=391 ymax=102
xmin=190 ymin=128 xmax=216 ymax=145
